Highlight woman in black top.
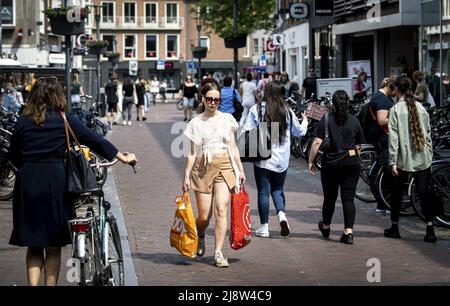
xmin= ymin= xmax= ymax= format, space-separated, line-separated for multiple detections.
xmin=122 ymin=78 xmax=135 ymax=126
xmin=8 ymin=77 xmax=137 ymax=286
xmin=178 ymin=76 xmax=198 ymax=121
xmin=308 ymin=90 xmax=365 ymax=244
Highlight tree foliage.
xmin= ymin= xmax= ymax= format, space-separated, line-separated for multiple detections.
xmin=196 ymin=0 xmax=276 ymax=38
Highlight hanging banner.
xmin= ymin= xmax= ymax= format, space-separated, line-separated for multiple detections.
xmin=0 ymin=0 xmax=15 ymax=26
xmin=315 ymin=0 xmax=333 ymax=16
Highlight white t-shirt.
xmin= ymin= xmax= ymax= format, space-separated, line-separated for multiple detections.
xmin=241 ymin=81 xmax=257 ymax=108
xmin=150 ymin=80 xmax=160 ymax=93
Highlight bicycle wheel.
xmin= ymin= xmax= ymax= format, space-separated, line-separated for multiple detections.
xmin=411 ymin=165 xmax=450 ymax=227
xmin=355 ymin=149 xmax=377 ymax=203
xmin=0 ymin=162 xmax=16 ymax=201
xmin=78 ymin=227 xmax=102 ymax=286
xmin=105 ymin=215 xmax=124 ymax=286
xmin=378 ymin=170 xmax=416 ymax=216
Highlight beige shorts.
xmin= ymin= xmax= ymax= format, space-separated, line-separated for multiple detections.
xmin=191 ymin=155 xmax=236 ymax=194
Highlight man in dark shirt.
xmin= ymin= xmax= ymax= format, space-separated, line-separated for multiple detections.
xmin=135 ymin=77 xmax=147 ymax=121
xmin=301 ymin=67 xmax=318 ymax=100
xmin=104 ymin=76 xmax=119 ymax=126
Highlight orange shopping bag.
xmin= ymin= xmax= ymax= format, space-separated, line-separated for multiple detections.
xmin=170 ymin=193 xmax=198 ymax=258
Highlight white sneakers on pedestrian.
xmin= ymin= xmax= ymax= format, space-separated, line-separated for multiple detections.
xmin=128 ymin=121 xmax=132 ymax=126
xmin=214 ymin=251 xmax=229 ymax=268
xmin=123 ymin=120 xmax=127 ymax=126
xmin=255 ymin=224 xmax=270 ymax=238
xmin=278 ymin=211 xmax=290 ymax=237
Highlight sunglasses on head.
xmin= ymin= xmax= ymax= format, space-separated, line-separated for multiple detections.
xmin=38 ymin=76 xmax=58 ymax=81
xmin=205 ymin=97 xmax=220 ymax=104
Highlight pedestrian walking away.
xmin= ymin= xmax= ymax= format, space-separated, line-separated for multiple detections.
xmin=183 ymin=82 xmax=246 ymax=268
xmin=7 ymin=77 xmax=137 ymax=286
xmin=160 ymin=80 xmax=168 ymax=104
xmin=385 ymin=76 xmax=437 ymax=243
xmin=309 ymin=90 xmax=365 ymax=245
xmin=105 ymin=75 xmax=120 ymax=127
xmin=136 ymin=77 xmax=147 ymax=122
xmin=240 ymin=81 xmax=309 ymax=238
xmin=122 ymin=78 xmax=136 ymax=126
xmin=239 ymin=73 xmax=258 ymax=126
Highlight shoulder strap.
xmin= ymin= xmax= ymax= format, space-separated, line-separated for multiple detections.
xmin=325 ymin=112 xmax=329 ymax=143
xmin=61 ymin=112 xmax=82 ymax=150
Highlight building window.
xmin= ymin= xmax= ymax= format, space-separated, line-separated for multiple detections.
xmin=253 ymin=38 xmax=259 ymax=54
xmin=146 ymin=35 xmax=158 ymax=59
xmin=200 ymin=37 xmax=209 ymax=49
xmin=166 ymin=3 xmax=178 ymax=24
xmin=124 ymin=2 xmax=136 ymax=24
xmin=167 ymin=35 xmax=179 ymax=58
xmin=102 ymin=35 xmax=115 ymax=53
xmin=101 ymin=2 xmax=114 ymax=24
xmin=145 ymin=2 xmax=158 ymax=23
xmin=124 ymin=35 xmax=137 ymax=59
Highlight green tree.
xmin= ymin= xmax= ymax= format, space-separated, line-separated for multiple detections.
xmin=196 ymin=0 xmax=276 ymax=38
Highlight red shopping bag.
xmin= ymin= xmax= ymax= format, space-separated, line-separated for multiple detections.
xmin=230 ymin=185 xmax=252 ymax=250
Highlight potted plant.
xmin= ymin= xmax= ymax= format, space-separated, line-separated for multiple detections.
xmin=44 ymin=5 xmax=90 ymax=36
xmin=87 ymin=40 xmax=110 ymax=55
xmin=222 ymin=29 xmax=248 ymax=49
xmin=192 ymin=46 xmax=208 ymax=59
xmin=196 ymin=0 xmax=275 ymax=49
xmin=105 ymin=52 xmax=121 ymax=65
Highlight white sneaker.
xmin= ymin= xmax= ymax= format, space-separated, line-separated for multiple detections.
xmin=214 ymin=251 xmax=229 ymax=268
xmin=278 ymin=212 xmax=290 ymax=237
xmin=128 ymin=121 xmax=132 ymax=126
xmin=255 ymin=224 xmax=269 ymax=238
xmin=123 ymin=120 xmax=127 ymax=126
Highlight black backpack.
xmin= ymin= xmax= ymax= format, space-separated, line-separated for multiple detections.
xmin=356 ymin=101 xmax=374 ymax=142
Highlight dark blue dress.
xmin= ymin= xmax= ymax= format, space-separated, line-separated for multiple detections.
xmin=8 ymin=110 xmax=118 ymax=247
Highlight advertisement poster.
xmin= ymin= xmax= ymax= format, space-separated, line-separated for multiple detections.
xmin=347 ymin=60 xmax=372 ymax=96
xmin=317 ymin=78 xmax=354 ymax=99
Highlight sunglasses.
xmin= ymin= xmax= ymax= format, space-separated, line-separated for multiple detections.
xmin=205 ymin=97 xmax=221 ymax=104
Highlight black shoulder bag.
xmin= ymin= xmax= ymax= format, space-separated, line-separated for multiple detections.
xmin=61 ymin=113 xmax=99 ymax=195
xmin=232 ymin=89 xmax=244 ymax=121
xmin=238 ymin=105 xmax=272 ymax=163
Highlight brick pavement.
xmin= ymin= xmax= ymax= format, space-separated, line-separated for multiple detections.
xmin=111 ymin=104 xmax=450 ymax=286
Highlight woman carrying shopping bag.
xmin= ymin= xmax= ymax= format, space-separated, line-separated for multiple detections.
xmin=183 ymin=81 xmax=246 ymax=268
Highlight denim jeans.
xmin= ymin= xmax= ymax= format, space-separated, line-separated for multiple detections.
xmin=253 ymin=165 xmax=288 ymax=225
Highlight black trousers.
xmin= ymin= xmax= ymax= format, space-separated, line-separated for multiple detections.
xmin=321 ymin=163 xmax=361 ymax=229
xmin=388 ymin=167 xmax=434 ymax=223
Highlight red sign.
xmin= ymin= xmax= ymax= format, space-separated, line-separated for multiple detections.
xmin=266 ymin=39 xmax=278 ymax=52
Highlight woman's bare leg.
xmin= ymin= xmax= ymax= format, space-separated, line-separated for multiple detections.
xmin=26 ymin=247 xmax=44 ymax=286
xmin=195 ymin=191 xmax=214 ymax=237
xmin=213 ymin=182 xmax=231 ymax=253
xmin=44 ymin=247 xmax=61 ymax=286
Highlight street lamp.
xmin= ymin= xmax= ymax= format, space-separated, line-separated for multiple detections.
xmin=91 ymin=4 xmax=104 ymax=112
xmin=193 ymin=7 xmax=206 ymax=83
xmin=233 ymin=0 xmax=239 ymax=90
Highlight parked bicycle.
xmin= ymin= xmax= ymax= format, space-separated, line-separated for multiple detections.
xmin=68 ymin=152 xmax=136 ymax=286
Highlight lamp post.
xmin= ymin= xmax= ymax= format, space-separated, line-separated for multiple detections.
xmin=233 ymin=0 xmax=239 ymax=90
xmin=64 ymin=0 xmax=72 ymax=112
xmin=0 ymin=0 xmax=3 ymax=56
xmin=193 ymin=7 xmax=206 ymax=83
xmin=92 ymin=4 xmax=103 ymax=112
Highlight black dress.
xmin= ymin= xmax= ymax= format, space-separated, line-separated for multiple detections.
xmin=8 ymin=110 xmax=118 ymax=248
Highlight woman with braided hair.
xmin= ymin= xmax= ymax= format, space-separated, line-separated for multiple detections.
xmin=386 ymin=76 xmax=436 ymax=242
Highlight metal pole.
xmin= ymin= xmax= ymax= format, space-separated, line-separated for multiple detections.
xmin=197 ymin=21 xmax=202 ymax=83
xmin=64 ymin=0 xmax=72 ymax=112
xmin=0 ymin=0 xmax=3 ymax=56
xmin=96 ymin=12 xmax=101 ymax=111
xmin=233 ymin=0 xmax=239 ymax=90
xmin=440 ymin=0 xmax=444 ymax=106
